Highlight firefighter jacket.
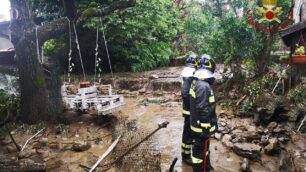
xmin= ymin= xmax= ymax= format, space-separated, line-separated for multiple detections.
xmin=181 ymin=77 xmax=193 ymax=116
xmin=189 ymin=79 xmax=217 ymax=136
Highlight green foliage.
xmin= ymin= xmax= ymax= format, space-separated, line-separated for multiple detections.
xmin=84 ymin=0 xmax=182 ymax=72
xmin=0 ymin=89 xmax=20 ymax=117
xmin=279 ymin=55 xmax=290 ymax=61
xmin=82 ymin=7 xmax=97 ymax=17
xmin=287 ymin=84 xmax=306 ymax=104
xmin=247 ymin=74 xmax=276 ymax=99
xmin=43 ymin=39 xmax=67 ymax=57
xmin=184 ymin=0 xmax=292 ymax=69
xmin=30 ymin=0 xmax=63 ymax=21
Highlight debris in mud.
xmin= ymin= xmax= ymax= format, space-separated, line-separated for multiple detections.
xmin=263 ymin=138 xmax=278 ymax=155
xmin=233 ymin=143 xmax=261 ymax=159
xmin=0 ymin=155 xmax=46 ymax=172
xmin=71 ymin=141 xmax=91 ymax=152
xmin=240 ymin=158 xmax=251 ymax=172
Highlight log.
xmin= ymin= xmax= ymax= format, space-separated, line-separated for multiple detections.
xmin=0 ymin=156 xmax=46 ymax=172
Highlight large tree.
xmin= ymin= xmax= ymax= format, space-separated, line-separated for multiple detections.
xmin=9 ymin=0 xmax=136 ymax=124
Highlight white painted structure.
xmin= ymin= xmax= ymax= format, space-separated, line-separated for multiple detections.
xmin=62 ymin=84 xmax=125 ymax=115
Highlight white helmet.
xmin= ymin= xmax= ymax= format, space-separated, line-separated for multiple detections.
xmin=194 ymin=69 xmax=214 ymax=80
xmin=180 ymin=66 xmax=195 ymax=77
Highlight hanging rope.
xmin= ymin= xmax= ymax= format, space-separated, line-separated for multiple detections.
xmin=35 ymin=26 xmax=41 ymax=64
xmin=100 ymin=17 xmax=114 ymax=82
xmin=94 ymin=26 xmax=99 ymax=83
xmin=67 ymin=18 xmax=74 ymax=83
xmin=72 ymin=23 xmax=86 ymax=81
xmin=94 ymin=18 xmax=103 ymax=83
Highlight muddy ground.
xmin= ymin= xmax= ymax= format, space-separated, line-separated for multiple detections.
xmin=0 ymin=66 xmax=305 ymax=172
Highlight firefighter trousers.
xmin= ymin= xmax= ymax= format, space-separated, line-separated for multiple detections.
xmin=182 ymin=116 xmax=192 ymax=158
xmin=192 ymin=137 xmax=212 ymax=172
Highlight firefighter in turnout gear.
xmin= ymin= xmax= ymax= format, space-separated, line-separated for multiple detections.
xmin=180 ymin=53 xmax=197 ymax=164
xmin=190 ymin=54 xmax=217 ymax=172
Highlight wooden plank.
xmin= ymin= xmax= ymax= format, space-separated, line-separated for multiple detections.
xmin=89 ymin=135 xmax=121 ymax=172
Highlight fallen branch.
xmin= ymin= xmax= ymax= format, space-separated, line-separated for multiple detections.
xmin=168 ymin=157 xmax=178 ymax=172
xmin=236 ymin=95 xmax=247 ymax=106
xmin=1 ymin=111 xmax=20 ymax=151
xmin=4 ymin=124 xmax=21 ymax=151
xmin=21 ymin=128 xmax=44 ymax=151
xmin=89 ymin=135 xmax=121 ymax=172
xmin=297 ymin=116 xmax=306 ymax=132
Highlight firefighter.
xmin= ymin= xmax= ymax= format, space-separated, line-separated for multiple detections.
xmin=180 ymin=53 xmax=197 ymax=164
xmin=189 ymin=54 xmax=217 ymax=172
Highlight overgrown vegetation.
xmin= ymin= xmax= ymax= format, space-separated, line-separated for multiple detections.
xmin=85 ymin=0 xmax=182 ymax=72
xmin=287 ymin=84 xmax=306 ymax=104
xmin=0 ymin=89 xmax=20 ymax=120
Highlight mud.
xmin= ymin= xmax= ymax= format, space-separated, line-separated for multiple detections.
xmin=118 ymin=98 xmax=292 ymax=172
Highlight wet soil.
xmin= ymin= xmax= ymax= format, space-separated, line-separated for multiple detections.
xmin=117 ymin=98 xmax=286 ymax=172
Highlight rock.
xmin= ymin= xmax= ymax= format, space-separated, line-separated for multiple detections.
xmin=217 ymin=126 xmax=226 ymax=132
xmin=278 ymin=137 xmax=289 ymax=144
xmin=263 ymin=129 xmax=269 ymax=134
xmin=243 ymin=131 xmax=261 ymax=142
xmin=6 ymin=145 xmax=17 ymax=153
xmin=138 ymin=88 xmax=146 ymax=94
xmin=1 ymin=139 xmax=12 ymax=145
xmin=264 ymin=138 xmax=278 ymax=155
xmin=220 ymin=121 xmax=227 ymax=127
xmin=41 ymin=138 xmax=48 ymax=147
xmin=18 ymin=150 xmax=36 ymax=159
xmin=222 ymin=134 xmax=233 ymax=148
xmin=267 ymin=122 xmax=278 ymax=131
xmin=149 ymin=74 xmax=159 ymax=79
xmin=240 ymin=158 xmax=250 ymax=172
xmin=231 ymin=137 xmax=241 ymax=143
xmin=273 ymin=125 xmax=285 ymax=134
xmin=257 ymin=126 xmax=264 ymax=134
xmin=247 ymin=126 xmax=257 ymax=132
xmin=221 ymin=127 xmax=230 ymax=134
xmin=71 ymin=142 xmax=91 ymax=152
xmin=253 ymin=94 xmax=288 ymax=124
xmin=233 ymin=143 xmax=261 ymax=159
xmin=214 ymin=133 xmax=222 ymax=140
xmin=260 ymin=135 xmax=269 ymax=146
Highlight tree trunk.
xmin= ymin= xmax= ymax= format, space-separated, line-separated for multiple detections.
xmin=256 ymin=33 xmax=275 ymax=74
xmin=8 ymin=0 xmax=136 ymax=123
xmin=10 ymin=0 xmax=54 ymax=124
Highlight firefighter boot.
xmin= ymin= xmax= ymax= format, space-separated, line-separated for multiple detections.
xmin=182 ymin=153 xmax=193 ymax=165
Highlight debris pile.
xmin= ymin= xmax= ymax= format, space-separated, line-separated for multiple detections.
xmin=215 ymin=93 xmax=306 ymax=170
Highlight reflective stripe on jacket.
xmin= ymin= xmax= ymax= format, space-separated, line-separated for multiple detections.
xmin=189 ymin=79 xmax=217 ymax=133
xmin=181 ymin=77 xmax=193 ymax=116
